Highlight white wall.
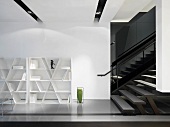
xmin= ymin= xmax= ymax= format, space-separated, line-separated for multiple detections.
xmin=0 ymin=22 xmax=110 ymax=99
xmin=156 ymin=0 xmax=170 ymax=92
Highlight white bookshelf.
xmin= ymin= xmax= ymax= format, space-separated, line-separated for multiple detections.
xmin=0 ymin=58 xmax=27 ymax=104
xmin=0 ymin=57 xmax=72 ymax=104
xmin=29 ymin=57 xmax=72 ymax=104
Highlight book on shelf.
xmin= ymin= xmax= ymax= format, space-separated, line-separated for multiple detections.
xmin=30 ymin=60 xmax=38 ymax=69
xmin=13 ymin=66 xmax=24 ymax=69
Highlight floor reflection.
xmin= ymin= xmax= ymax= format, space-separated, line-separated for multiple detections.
xmin=4 ymin=100 xmax=121 ymax=115
xmin=77 ymin=103 xmax=83 ymax=115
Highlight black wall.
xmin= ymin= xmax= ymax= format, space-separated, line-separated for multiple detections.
xmin=110 ymin=7 xmax=155 ymax=61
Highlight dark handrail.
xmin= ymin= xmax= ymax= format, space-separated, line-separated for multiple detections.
xmin=97 ymin=67 xmax=116 ymax=77
xmin=98 ymin=31 xmax=156 ymax=77
xmin=111 ymin=32 xmax=155 ymax=67
xmin=116 ymin=32 xmax=156 ymax=60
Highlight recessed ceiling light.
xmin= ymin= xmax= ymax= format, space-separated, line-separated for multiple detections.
xmin=94 ymin=0 xmax=107 ymax=22
xmin=14 ymin=0 xmax=42 ymax=22
xmin=96 ymin=12 xmax=101 ymax=15
xmin=27 ymin=11 xmax=32 ymax=14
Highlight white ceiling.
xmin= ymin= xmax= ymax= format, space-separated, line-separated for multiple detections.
xmin=111 ymin=0 xmax=155 ymax=22
xmin=0 ymin=0 xmax=155 ymax=23
xmin=22 ymin=0 xmax=98 ymax=22
xmin=0 ymin=0 xmax=35 ymax=22
xmin=100 ymin=0 xmax=125 ymax=22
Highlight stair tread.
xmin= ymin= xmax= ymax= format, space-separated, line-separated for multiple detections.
xmin=134 ymin=80 xmax=156 ymax=88
xmin=142 ymin=75 xmax=156 ymax=79
xmin=126 ymin=67 xmax=136 ymax=70
xmin=111 ymin=75 xmax=122 ymax=79
xmin=119 ymin=90 xmax=146 ymax=104
xmin=149 ymin=70 xmax=156 ymax=72
xmin=111 ymin=95 xmax=135 ymax=112
xmin=121 ymin=71 xmax=130 ymax=73
xmin=131 ymin=64 xmax=142 ymax=67
xmin=127 ymin=85 xmax=154 ymax=96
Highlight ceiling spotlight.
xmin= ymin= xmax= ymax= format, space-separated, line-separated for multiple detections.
xmin=96 ymin=12 xmax=101 ymax=15
xmin=27 ymin=11 xmax=32 ymax=14
xmin=14 ymin=0 xmax=42 ymax=22
xmin=94 ymin=0 xmax=107 ymax=22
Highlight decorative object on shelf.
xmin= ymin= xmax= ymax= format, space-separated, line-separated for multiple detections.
xmin=30 ymin=60 xmax=38 ymax=69
xmin=77 ymin=87 xmax=83 ymax=103
xmin=51 ymin=60 xmax=55 ymax=69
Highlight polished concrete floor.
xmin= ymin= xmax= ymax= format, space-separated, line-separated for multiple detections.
xmin=1 ymin=100 xmax=170 ymax=123
xmin=2 ymin=100 xmax=121 ymax=115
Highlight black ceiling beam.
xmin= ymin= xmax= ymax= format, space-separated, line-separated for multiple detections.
xmin=94 ymin=0 xmax=107 ymax=22
xmin=14 ymin=0 xmax=42 ymax=22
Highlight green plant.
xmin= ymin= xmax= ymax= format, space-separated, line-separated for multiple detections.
xmin=77 ymin=88 xmax=83 ymax=103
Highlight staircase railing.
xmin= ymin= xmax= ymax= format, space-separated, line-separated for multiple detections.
xmin=97 ymin=31 xmax=156 ymax=93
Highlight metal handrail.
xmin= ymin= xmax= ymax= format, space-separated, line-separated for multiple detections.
xmin=117 ymin=31 xmax=155 ymax=59
xmin=98 ymin=32 xmax=156 ymax=77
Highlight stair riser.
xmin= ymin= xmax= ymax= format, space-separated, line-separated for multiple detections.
xmin=130 ymin=64 xmax=142 ymax=68
xmin=140 ymin=57 xmax=154 ymax=62
xmin=121 ymin=71 xmax=130 ymax=75
xmin=139 ymin=77 xmax=156 ymax=83
xmin=125 ymin=68 xmax=136 ymax=72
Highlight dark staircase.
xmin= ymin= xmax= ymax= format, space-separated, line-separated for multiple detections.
xmin=98 ymin=32 xmax=170 ymax=115
xmin=111 ymin=57 xmax=159 ymax=115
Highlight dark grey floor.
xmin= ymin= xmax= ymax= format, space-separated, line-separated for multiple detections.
xmin=1 ymin=100 xmax=170 ymax=122
xmin=3 ymin=100 xmax=121 ymax=115
xmin=1 ymin=115 xmax=170 ymax=122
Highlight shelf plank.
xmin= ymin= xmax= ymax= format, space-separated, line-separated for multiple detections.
xmin=30 ymin=80 xmax=49 ymax=81
xmin=11 ymin=69 xmax=26 ymax=70
xmin=56 ymin=91 xmax=71 ymax=93
xmin=14 ymin=91 xmax=27 ymax=93
xmin=6 ymin=80 xmax=26 ymax=81
xmin=30 ymin=91 xmax=46 ymax=93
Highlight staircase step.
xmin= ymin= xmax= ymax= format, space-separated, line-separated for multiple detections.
xmin=119 ymin=90 xmax=146 ymax=105
xmin=130 ymin=64 xmax=142 ymax=68
xmin=140 ymin=57 xmax=153 ymax=61
xmin=135 ymin=61 xmax=143 ymax=64
xmin=119 ymin=73 xmax=126 ymax=77
xmin=125 ymin=67 xmax=136 ymax=72
xmin=146 ymin=54 xmax=154 ymax=57
xmin=149 ymin=70 xmax=156 ymax=72
xmin=111 ymin=75 xmax=122 ymax=79
xmin=150 ymin=51 xmax=155 ymax=54
xmin=111 ymin=95 xmax=135 ymax=113
xmin=142 ymin=75 xmax=156 ymax=79
xmin=134 ymin=80 xmax=156 ymax=88
xmin=121 ymin=71 xmax=130 ymax=75
xmin=127 ymin=85 xmax=154 ymax=97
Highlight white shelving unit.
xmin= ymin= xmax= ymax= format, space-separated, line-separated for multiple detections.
xmin=0 ymin=57 xmax=71 ymax=104
xmin=0 ymin=58 xmax=27 ymax=104
xmin=29 ymin=57 xmax=72 ymax=104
